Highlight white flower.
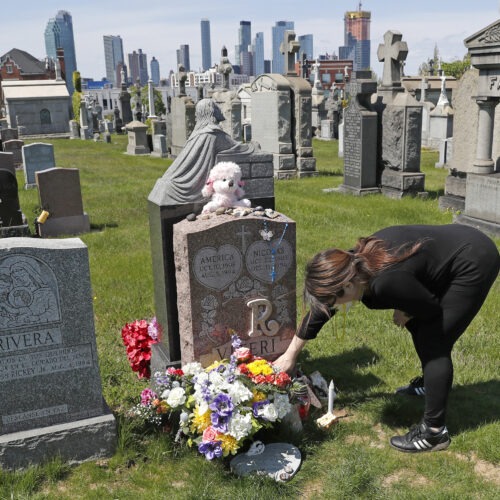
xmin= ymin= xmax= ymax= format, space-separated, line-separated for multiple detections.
xmin=224 ymin=380 xmax=253 ymax=405
xmin=261 ymin=403 xmax=279 ymax=422
xmin=208 ymin=370 xmax=225 ymax=392
xmin=160 ymin=389 xmax=171 ymax=399
xmin=166 ymin=387 xmax=186 ymax=408
xmin=197 ymin=401 xmax=209 ymax=415
xmin=228 ymin=412 xmax=253 ymax=441
xmin=182 ymin=362 xmax=204 ymax=376
xmin=172 ymin=380 xmax=180 ymax=388
xmin=179 ymin=411 xmax=190 ymax=430
xmin=272 ymin=393 xmax=292 ymax=419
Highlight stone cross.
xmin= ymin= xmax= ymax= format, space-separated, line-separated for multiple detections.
xmin=178 ymin=64 xmax=187 ymax=96
xmin=377 ymin=30 xmax=408 ymax=87
xmin=280 ymin=30 xmax=300 ymax=76
xmin=148 ymin=79 xmax=156 ymax=119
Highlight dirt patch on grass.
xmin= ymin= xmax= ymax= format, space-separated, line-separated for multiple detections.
xmin=454 ymin=453 xmax=500 ymax=486
xmin=382 ymin=469 xmax=431 ymax=488
xmin=299 ymin=479 xmax=324 ymax=499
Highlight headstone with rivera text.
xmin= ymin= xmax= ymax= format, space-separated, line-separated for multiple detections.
xmin=0 ymin=238 xmax=116 ymax=469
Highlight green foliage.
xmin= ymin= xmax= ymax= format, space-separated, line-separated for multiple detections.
xmin=71 ymin=71 xmax=82 ymax=121
xmin=442 ymin=54 xmax=471 ymax=79
xmin=8 ymin=137 xmax=500 ymax=498
xmin=130 ymin=84 xmax=166 ymax=117
xmin=73 ymin=71 xmax=82 ymax=93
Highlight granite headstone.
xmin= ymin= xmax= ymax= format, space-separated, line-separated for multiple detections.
xmin=0 ymin=168 xmax=30 ymax=237
xmin=173 ymin=212 xmax=295 ymax=366
xmin=22 ymin=143 xmax=56 ymax=189
xmin=36 ymin=168 xmax=90 ymax=238
xmin=0 ymin=238 xmax=116 ymax=469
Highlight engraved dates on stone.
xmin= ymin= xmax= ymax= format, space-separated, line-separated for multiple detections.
xmin=193 ymin=245 xmax=242 ymax=291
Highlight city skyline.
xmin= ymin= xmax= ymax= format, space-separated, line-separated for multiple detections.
xmin=3 ymin=1 xmax=498 ymax=82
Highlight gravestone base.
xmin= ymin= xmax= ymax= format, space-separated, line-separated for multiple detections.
xmin=0 ymin=224 xmax=31 ymax=238
xmin=273 ymin=154 xmax=295 ymax=173
xmin=38 ymin=214 xmax=90 ymax=238
xmin=127 ymin=144 xmax=150 ymax=155
xmin=381 ymin=170 xmax=427 ymax=198
xmin=439 ymin=194 xmax=465 ymax=212
xmin=336 ymin=185 xmax=381 ymax=196
xmin=0 ymin=409 xmax=116 ymax=470
xmin=454 ymin=214 xmax=500 ymax=237
xmin=296 ymin=157 xmax=317 ymax=175
xmin=439 ymin=173 xmax=466 ymax=212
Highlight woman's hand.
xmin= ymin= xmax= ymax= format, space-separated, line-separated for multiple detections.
xmin=273 ymin=335 xmax=308 ymax=375
xmin=393 ymin=309 xmax=412 ymax=327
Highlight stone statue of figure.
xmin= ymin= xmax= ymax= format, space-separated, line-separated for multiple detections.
xmin=178 ymin=64 xmax=187 ymax=96
xmin=218 ymin=46 xmax=233 ymax=90
xmin=151 ymin=99 xmax=251 ymax=205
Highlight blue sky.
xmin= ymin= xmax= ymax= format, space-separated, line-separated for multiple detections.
xmin=1 ymin=1 xmax=498 ymax=79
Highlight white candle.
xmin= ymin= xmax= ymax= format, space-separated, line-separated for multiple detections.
xmin=328 ymin=380 xmax=336 ymax=414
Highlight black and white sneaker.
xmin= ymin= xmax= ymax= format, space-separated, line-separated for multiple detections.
xmin=395 ymin=376 xmax=425 ymax=396
xmin=390 ymin=422 xmax=451 ymax=453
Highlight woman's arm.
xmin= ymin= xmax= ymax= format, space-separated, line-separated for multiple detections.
xmin=273 ymin=335 xmax=308 ymax=374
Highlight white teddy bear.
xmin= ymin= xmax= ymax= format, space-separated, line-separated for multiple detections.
xmin=201 ymin=161 xmax=251 ymax=213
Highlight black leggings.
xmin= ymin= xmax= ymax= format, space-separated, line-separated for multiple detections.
xmin=406 ymin=243 xmax=500 ymax=428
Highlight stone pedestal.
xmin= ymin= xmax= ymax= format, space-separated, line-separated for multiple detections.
xmin=126 ymin=121 xmax=150 ymax=155
xmin=380 ymin=169 xmax=426 ymax=198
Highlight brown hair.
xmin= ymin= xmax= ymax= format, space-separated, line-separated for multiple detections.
xmin=304 ymin=236 xmax=422 ymax=317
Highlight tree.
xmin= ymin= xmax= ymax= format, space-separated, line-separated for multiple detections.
xmin=72 ymin=71 xmax=82 ymax=120
xmin=129 ymin=84 xmax=166 ymax=117
xmin=442 ymin=54 xmax=471 ymax=80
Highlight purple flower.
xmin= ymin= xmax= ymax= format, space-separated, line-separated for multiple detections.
xmin=231 ymin=334 xmax=242 ymax=349
xmin=198 ymin=440 xmax=223 ymax=460
xmin=252 ymin=400 xmax=270 ymax=419
xmin=210 ymin=412 xmax=230 ymax=432
xmin=148 ymin=317 xmax=159 ymax=341
xmin=209 ymin=394 xmax=234 ymax=417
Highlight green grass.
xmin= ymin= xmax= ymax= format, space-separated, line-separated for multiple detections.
xmin=4 ymin=136 xmax=499 ymax=499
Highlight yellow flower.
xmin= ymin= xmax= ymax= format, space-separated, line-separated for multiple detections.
xmin=218 ymin=434 xmax=239 ymax=456
xmin=247 ymin=359 xmax=273 ymax=376
xmin=252 ymin=390 xmax=267 ymax=403
xmin=190 ymin=407 xmax=211 ymax=433
xmin=206 ymin=360 xmax=224 ymax=371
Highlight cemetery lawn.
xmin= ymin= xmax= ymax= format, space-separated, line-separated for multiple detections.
xmin=3 ymin=136 xmax=499 ymax=499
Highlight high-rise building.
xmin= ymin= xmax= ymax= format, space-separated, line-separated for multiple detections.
xmin=235 ymin=20 xmax=252 ymax=69
xmin=339 ymin=7 xmax=371 ymax=70
xmin=253 ymin=32 xmax=265 ymax=76
xmin=272 ymin=20 xmax=294 ymax=74
xmin=150 ymin=56 xmax=160 ymax=86
xmin=298 ymin=34 xmax=314 ymax=62
xmin=128 ymin=49 xmax=148 ymax=85
xmin=44 ymin=10 xmax=77 ymax=94
xmin=176 ymin=44 xmax=190 ymax=71
xmin=103 ymin=35 xmax=124 ymax=86
xmin=200 ymin=19 xmax=212 ymax=70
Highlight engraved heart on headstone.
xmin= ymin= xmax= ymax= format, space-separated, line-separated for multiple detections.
xmin=245 ymin=239 xmax=292 ymax=284
xmin=193 ymin=245 xmax=242 ymax=291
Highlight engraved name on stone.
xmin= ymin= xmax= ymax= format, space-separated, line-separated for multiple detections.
xmin=2 ymin=404 xmax=68 ymax=425
xmin=246 ymin=239 xmax=293 ymax=283
xmin=193 ymin=244 xmax=242 ymax=291
xmin=0 ymin=327 xmax=62 ymax=353
xmin=0 ymin=344 xmax=93 ymax=382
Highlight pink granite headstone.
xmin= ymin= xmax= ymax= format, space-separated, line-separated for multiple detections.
xmin=174 ymin=212 xmax=296 ymax=366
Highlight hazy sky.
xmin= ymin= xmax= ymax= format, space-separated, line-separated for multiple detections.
xmin=1 ymin=0 xmax=498 ymax=80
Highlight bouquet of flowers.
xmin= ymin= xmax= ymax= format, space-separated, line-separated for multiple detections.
xmin=121 ymin=317 xmax=159 ymax=379
xmin=133 ymin=335 xmax=305 ymax=460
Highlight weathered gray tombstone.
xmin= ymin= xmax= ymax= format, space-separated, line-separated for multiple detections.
xmin=0 ymin=168 xmax=30 ymax=237
xmin=113 ymin=107 xmax=123 ymax=134
xmin=3 ymin=139 xmax=24 ymax=167
xmin=439 ymin=69 xmax=480 ymax=211
xmin=428 ymin=74 xmax=454 ymax=150
xmin=0 ymin=238 xmax=117 ymax=469
xmin=376 ymin=30 xmax=426 ymax=198
xmin=0 ymin=128 xmax=18 ymax=143
xmin=419 ymin=77 xmax=435 ymax=147
xmin=36 ymin=168 xmax=90 ymax=238
xmin=211 ymin=47 xmax=242 ymax=141
xmin=454 ymin=19 xmax=500 ymax=236
xmin=174 ymin=213 xmax=295 ymax=366
xmin=337 ymin=71 xmax=379 ymax=195
xmin=0 ymin=151 xmax=16 ymax=176
xmin=22 ymin=143 xmax=55 ymax=189
xmin=148 ymin=99 xmax=274 ymax=367
xmin=125 ymin=120 xmax=150 ymax=155
xmin=170 ymin=67 xmax=196 ymax=157
xmin=151 ymin=120 xmax=168 ymax=158
xmin=69 ymin=120 xmax=80 ymax=140
xmin=79 ymin=100 xmax=91 ymax=140
xmin=338 ymin=120 xmax=344 ymax=157
xmin=118 ymin=69 xmax=133 ymax=125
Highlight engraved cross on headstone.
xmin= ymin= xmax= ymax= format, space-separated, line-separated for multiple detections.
xmin=178 ymin=64 xmax=187 ymax=96
xmin=377 ymin=30 xmax=408 ymax=87
xmin=280 ymin=30 xmax=300 ymax=76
